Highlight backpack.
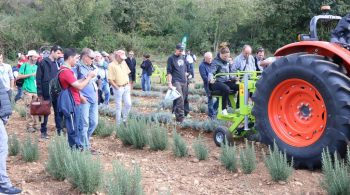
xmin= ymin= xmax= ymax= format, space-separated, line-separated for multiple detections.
xmin=151 ymin=64 xmax=155 ymax=73
xmin=49 ymin=69 xmax=65 ymax=100
xmin=0 ymin=80 xmax=12 ymax=118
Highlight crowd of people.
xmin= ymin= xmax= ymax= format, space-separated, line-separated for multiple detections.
xmin=0 ymin=42 xmax=271 ymax=194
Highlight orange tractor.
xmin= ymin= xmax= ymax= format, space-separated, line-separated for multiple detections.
xmin=253 ymin=6 xmax=350 ymax=169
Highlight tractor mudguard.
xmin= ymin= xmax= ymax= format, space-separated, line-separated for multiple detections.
xmin=275 ymin=41 xmax=350 ymax=76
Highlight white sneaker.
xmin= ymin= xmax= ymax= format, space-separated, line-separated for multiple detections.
xmin=222 ymin=109 xmax=228 ymax=115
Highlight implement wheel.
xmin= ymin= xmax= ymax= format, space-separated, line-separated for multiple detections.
xmin=253 ymin=53 xmax=350 ymax=169
xmin=213 ymin=126 xmax=233 ymax=147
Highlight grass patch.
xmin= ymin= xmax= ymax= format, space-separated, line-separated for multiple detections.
xmin=157 ymin=99 xmax=173 ymax=110
xmin=181 ymin=119 xmax=220 ymax=132
xmin=116 ymin=123 xmax=133 ymax=146
xmin=220 ymin=142 xmax=238 ymax=172
xmin=107 ymin=161 xmax=143 ymax=195
xmin=65 ymin=150 xmax=103 ymax=194
xmin=194 ymin=83 xmax=203 ymax=89
xmin=15 ymin=105 xmax=26 ymax=118
xmin=172 ymin=130 xmax=188 ymax=157
xmin=46 ymin=135 xmax=70 ymax=181
xmin=116 ymin=118 xmax=147 ymax=149
xmin=321 ymin=148 xmax=350 ymax=195
xmin=131 ymin=90 xmax=162 ymax=97
xmin=192 ymin=136 xmax=209 ymax=161
xmin=197 ymin=103 xmax=208 ymax=114
xmin=239 ymin=140 xmax=256 ymax=174
xmin=21 ymin=135 xmax=39 ymax=162
xmin=147 ymin=125 xmax=168 ymax=151
xmin=264 ymin=142 xmax=293 ymax=182
xmin=94 ymin=117 xmax=114 ymax=137
xmin=8 ymin=134 xmax=20 ymax=156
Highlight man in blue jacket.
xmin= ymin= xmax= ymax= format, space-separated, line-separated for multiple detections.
xmin=199 ymin=52 xmax=218 ymax=119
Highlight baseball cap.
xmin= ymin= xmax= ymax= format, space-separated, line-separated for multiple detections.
xmin=175 ymin=43 xmax=184 ymax=51
xmin=27 ymin=50 xmax=39 ymax=57
xmin=115 ymin=50 xmax=127 ymax=60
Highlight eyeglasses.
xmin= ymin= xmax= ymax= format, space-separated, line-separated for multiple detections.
xmin=89 ymin=56 xmax=95 ymax=60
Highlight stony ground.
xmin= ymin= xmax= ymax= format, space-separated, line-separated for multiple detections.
xmin=6 ymin=91 xmax=327 ymax=195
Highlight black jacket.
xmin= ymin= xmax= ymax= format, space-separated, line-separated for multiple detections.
xmin=331 ymin=13 xmax=350 ymax=44
xmin=126 ymin=57 xmax=137 ymax=74
xmin=36 ymin=57 xmax=60 ymax=100
xmin=140 ymin=59 xmax=153 ymax=76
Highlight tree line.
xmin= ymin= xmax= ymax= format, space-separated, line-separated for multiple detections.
xmin=0 ymin=0 xmax=349 ymax=60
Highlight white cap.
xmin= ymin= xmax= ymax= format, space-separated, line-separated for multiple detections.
xmin=27 ymin=50 xmax=39 ymax=57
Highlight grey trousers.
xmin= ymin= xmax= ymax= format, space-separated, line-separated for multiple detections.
xmin=172 ymin=82 xmax=188 ymax=121
xmin=0 ymin=118 xmax=12 ymax=188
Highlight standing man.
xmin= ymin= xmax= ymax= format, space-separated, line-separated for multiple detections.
xmin=185 ymin=50 xmax=196 ymax=79
xmin=254 ymin=47 xmax=265 ymax=71
xmin=14 ymin=53 xmax=27 ymax=102
xmin=140 ymin=54 xmax=153 ymax=92
xmin=36 ymin=45 xmax=64 ymax=138
xmin=0 ymin=53 xmax=14 ymax=100
xmin=74 ymin=48 xmax=98 ymax=150
xmin=95 ymin=51 xmax=110 ymax=105
xmin=125 ymin=51 xmax=136 ymax=90
xmin=108 ymin=50 xmax=132 ymax=125
xmin=17 ymin=50 xmax=39 ymax=133
xmin=199 ymin=52 xmax=218 ymax=119
xmin=234 ymin=45 xmax=256 ymax=71
xmin=167 ymin=43 xmax=189 ymax=123
xmin=0 ymin=79 xmax=22 ymax=194
xmin=59 ymin=48 xmax=96 ymax=148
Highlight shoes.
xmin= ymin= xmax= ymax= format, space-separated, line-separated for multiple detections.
xmin=176 ymin=117 xmax=184 ymax=124
xmin=222 ymin=109 xmax=228 ymax=115
xmin=186 ymin=114 xmax=192 ymax=118
xmin=0 ymin=186 xmax=22 ymax=194
xmin=90 ymin=148 xmax=98 ymax=155
xmin=41 ymin=133 xmax=49 ymax=139
xmin=26 ymin=127 xmax=36 ymax=133
xmin=209 ymin=116 xmax=216 ymax=120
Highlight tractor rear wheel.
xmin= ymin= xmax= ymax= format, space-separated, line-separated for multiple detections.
xmin=253 ymin=53 xmax=350 ymax=169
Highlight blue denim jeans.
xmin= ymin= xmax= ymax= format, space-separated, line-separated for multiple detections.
xmin=65 ymin=104 xmax=81 ymax=148
xmin=14 ymin=87 xmax=23 ymax=102
xmin=141 ymin=74 xmax=151 ymax=91
xmin=101 ymin=80 xmax=110 ymax=105
xmin=0 ymin=119 xmax=12 ymax=188
xmin=41 ymin=97 xmax=64 ymax=135
xmin=204 ymin=85 xmax=218 ymax=118
xmin=78 ymin=101 xmax=98 ymax=149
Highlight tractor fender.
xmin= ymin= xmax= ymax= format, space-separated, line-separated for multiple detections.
xmin=274 ymin=41 xmax=350 ymax=76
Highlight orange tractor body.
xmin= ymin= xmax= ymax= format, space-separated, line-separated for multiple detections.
xmin=275 ymin=41 xmax=350 ymax=76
